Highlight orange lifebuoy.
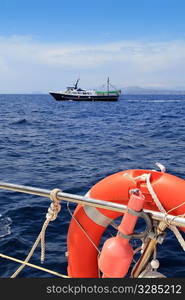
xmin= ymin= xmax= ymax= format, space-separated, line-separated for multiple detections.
xmin=67 ymin=169 xmax=185 ymax=278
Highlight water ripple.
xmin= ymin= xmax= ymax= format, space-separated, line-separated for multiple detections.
xmin=0 ymin=94 xmax=185 ymax=277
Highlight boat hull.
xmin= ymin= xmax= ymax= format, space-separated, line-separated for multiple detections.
xmin=49 ymin=92 xmax=119 ymax=101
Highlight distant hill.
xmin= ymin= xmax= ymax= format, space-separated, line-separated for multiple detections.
xmin=122 ymin=86 xmax=185 ymax=95
xmin=31 ymin=91 xmax=44 ymax=94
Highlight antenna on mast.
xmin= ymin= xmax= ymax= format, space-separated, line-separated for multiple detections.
xmin=107 ymin=77 xmax=110 ymax=95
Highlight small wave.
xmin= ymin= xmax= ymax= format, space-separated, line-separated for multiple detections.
xmin=0 ymin=215 xmax=12 ymax=238
xmin=11 ymin=118 xmax=28 ymax=125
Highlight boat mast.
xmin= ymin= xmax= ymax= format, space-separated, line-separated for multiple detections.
xmin=74 ymin=79 xmax=80 ymax=89
xmin=107 ymin=77 xmax=110 ymax=95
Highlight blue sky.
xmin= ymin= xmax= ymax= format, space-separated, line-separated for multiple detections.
xmin=0 ymin=0 xmax=185 ymax=92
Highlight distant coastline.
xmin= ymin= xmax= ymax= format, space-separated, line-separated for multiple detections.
xmin=122 ymin=87 xmax=185 ymax=95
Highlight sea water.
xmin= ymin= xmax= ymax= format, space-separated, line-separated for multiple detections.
xmin=0 ymin=93 xmax=185 ymax=277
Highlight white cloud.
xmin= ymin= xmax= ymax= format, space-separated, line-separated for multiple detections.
xmin=0 ymin=35 xmax=185 ymax=92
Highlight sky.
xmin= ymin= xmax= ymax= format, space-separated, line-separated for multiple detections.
xmin=0 ymin=0 xmax=185 ymax=93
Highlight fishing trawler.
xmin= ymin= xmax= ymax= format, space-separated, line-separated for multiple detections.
xmin=49 ymin=77 xmax=121 ymax=101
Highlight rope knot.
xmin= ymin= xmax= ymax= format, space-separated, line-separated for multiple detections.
xmin=134 ymin=174 xmax=148 ymax=182
xmin=41 ymin=188 xmax=62 ymax=263
xmin=46 ymin=188 xmax=61 ymax=221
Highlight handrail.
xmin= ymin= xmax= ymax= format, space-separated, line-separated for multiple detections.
xmin=0 ymin=181 xmax=185 ymax=228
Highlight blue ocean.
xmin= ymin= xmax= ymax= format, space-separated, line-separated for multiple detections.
xmin=0 ymin=94 xmax=185 ymax=278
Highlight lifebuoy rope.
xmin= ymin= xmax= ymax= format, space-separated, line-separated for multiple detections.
xmin=67 ymin=202 xmax=101 ymax=278
xmin=66 ymin=202 xmax=100 ymax=254
xmin=144 ymin=172 xmax=185 ymax=251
